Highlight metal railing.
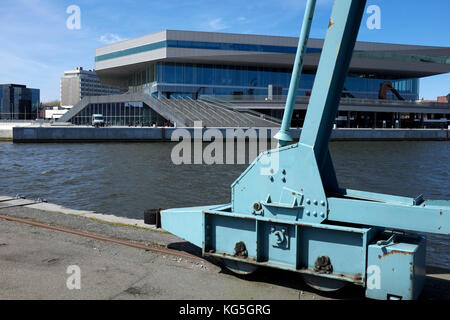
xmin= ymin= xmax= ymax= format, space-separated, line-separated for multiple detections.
xmin=200 ymin=95 xmax=450 ymax=109
xmin=202 ymin=97 xmax=282 ymax=125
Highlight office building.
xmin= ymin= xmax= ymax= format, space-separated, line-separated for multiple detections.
xmin=0 ymin=84 xmax=40 ymax=120
xmin=61 ymin=67 xmax=120 ymax=108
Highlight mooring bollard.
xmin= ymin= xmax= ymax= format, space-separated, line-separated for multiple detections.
xmin=144 ymin=208 xmax=162 ymax=228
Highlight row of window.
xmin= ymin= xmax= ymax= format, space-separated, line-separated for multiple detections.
xmin=149 ymin=62 xmax=419 ymax=100
xmin=95 ymin=39 xmax=321 ymax=62
xmin=111 ymin=60 xmax=420 ymax=101
xmin=80 ymin=86 xmax=119 ymax=91
xmin=157 ymin=62 xmax=416 ymax=91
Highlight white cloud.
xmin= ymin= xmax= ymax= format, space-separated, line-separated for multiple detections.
xmin=99 ymin=33 xmax=127 ymax=44
xmin=207 ymin=18 xmax=228 ymax=31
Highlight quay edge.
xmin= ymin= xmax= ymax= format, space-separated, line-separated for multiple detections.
xmin=10 ymin=126 xmax=450 ymax=143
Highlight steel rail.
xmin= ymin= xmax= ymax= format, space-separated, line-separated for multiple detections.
xmin=0 ymin=195 xmax=25 ymax=203
xmin=0 ymin=213 xmax=204 ymax=262
xmin=0 ymin=202 xmax=40 ymax=210
xmin=0 ymin=198 xmax=19 ymax=203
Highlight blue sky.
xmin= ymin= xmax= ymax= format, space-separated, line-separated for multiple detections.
xmin=0 ymin=0 xmax=448 ymax=102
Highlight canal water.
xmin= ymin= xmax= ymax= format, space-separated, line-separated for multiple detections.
xmin=0 ymin=141 xmax=448 ymax=268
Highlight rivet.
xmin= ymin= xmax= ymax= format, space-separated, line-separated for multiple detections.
xmin=282 ymin=177 xmax=286 ymax=183
xmin=269 ymin=176 xmax=274 ymax=182
xmin=306 ymin=199 xmax=311 ymax=205
xmin=321 ymin=201 xmax=325 ymax=206
xmin=306 ymin=211 xmax=310 ymax=216
xmin=320 ymin=212 xmax=325 ymax=218
xmin=282 ymin=169 xmax=286 ymax=175
xmin=314 ymin=200 xmax=318 ymax=205
xmin=313 ymin=211 xmax=317 ymax=217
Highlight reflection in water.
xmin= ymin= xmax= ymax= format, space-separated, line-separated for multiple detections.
xmin=0 ymin=141 xmax=448 ymax=267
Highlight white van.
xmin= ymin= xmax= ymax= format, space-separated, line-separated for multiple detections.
xmin=92 ymin=114 xmax=105 ymax=127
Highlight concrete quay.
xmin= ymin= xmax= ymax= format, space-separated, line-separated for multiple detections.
xmin=0 ymin=196 xmax=449 ymax=300
xmin=0 ymin=121 xmax=38 ymax=141
xmin=9 ymin=126 xmax=450 ymax=142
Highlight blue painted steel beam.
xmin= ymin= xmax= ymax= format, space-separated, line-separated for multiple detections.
xmin=299 ymin=0 xmax=367 ymax=175
xmin=275 ymin=0 xmax=316 ymax=146
xmin=328 ymin=197 xmax=450 ymax=235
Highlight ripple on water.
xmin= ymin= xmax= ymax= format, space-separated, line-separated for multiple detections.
xmin=41 ymin=169 xmax=58 ymax=175
xmin=62 ymin=179 xmax=78 ymax=186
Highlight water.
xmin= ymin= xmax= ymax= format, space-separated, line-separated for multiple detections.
xmin=0 ymin=141 xmax=448 ymax=268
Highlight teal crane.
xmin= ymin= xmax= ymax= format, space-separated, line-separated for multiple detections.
xmin=161 ymin=0 xmax=450 ymax=300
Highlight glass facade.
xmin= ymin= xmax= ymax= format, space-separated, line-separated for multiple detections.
xmin=70 ymin=102 xmax=168 ymax=126
xmin=152 ymin=62 xmax=419 ymax=100
xmin=0 ymin=84 xmax=40 ymax=120
xmin=127 ymin=64 xmax=157 ymax=93
xmin=89 ymin=39 xmax=424 ymax=126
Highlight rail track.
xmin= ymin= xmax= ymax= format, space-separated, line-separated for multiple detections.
xmin=0 ymin=212 xmax=204 ymax=263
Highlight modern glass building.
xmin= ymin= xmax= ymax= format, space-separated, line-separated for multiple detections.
xmin=0 ymin=84 xmax=40 ymax=120
xmin=93 ymin=30 xmax=449 ymax=102
xmin=59 ymin=30 xmax=450 ymax=127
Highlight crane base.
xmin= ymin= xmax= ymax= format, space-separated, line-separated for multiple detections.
xmin=162 ymin=204 xmax=428 ymax=300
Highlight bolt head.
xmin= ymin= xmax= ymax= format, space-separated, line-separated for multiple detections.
xmin=253 ymin=202 xmax=262 ymax=211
